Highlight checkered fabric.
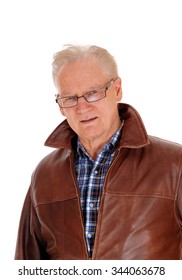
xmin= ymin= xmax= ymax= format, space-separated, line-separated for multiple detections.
xmin=74 ymin=127 xmax=122 ymax=257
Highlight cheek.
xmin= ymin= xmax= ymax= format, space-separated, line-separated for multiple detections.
xmin=98 ymin=108 xmax=111 ymax=125
xmin=64 ymin=112 xmax=78 ymax=129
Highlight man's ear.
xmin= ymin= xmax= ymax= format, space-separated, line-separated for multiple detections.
xmin=114 ymin=77 xmax=122 ymax=101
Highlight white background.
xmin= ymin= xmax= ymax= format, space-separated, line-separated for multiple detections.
xmin=0 ymin=0 xmax=182 ymax=263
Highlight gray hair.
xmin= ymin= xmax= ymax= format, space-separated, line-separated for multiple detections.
xmin=52 ymin=44 xmax=119 ymax=87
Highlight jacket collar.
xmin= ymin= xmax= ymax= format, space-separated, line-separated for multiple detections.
xmin=44 ymin=103 xmax=150 ymax=149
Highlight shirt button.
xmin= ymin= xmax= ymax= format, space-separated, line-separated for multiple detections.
xmin=94 ymin=170 xmax=98 ymax=174
xmin=89 ymin=203 xmax=94 ymax=208
xmin=87 ymin=233 xmax=92 ymax=239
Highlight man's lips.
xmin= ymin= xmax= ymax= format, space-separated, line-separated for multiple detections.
xmin=80 ymin=117 xmax=97 ymax=123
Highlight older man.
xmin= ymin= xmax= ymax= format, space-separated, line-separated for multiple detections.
xmin=15 ymin=45 xmax=182 ymax=260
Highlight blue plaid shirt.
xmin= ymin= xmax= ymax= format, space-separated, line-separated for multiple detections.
xmin=74 ymin=126 xmax=122 ymax=257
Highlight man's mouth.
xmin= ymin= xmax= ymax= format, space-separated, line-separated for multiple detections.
xmin=80 ymin=117 xmax=97 ymax=123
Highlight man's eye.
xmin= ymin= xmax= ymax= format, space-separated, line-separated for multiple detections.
xmin=87 ymin=89 xmax=100 ymax=96
xmin=63 ymin=96 xmax=77 ymax=103
xmin=92 ymin=89 xmax=100 ymax=94
xmin=65 ymin=96 xmax=75 ymax=101
xmin=62 ymin=96 xmax=77 ymax=106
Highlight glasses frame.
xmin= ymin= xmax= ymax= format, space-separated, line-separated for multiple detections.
xmin=55 ymin=78 xmax=115 ymax=108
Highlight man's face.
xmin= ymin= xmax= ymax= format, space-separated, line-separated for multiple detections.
xmin=56 ymin=58 xmax=122 ymax=145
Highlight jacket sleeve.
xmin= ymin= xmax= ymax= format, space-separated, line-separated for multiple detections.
xmin=14 ymin=187 xmax=49 ymax=260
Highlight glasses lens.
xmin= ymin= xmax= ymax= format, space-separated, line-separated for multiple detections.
xmin=60 ymin=96 xmax=77 ymax=108
xmin=84 ymin=89 xmax=105 ymax=102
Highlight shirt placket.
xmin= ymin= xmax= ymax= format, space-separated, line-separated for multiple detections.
xmin=85 ymin=161 xmax=101 ymax=257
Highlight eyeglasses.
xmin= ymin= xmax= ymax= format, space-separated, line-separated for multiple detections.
xmin=55 ymin=78 xmax=114 ymax=108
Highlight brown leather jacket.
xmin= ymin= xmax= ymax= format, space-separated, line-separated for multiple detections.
xmin=15 ymin=103 xmax=182 ymax=260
